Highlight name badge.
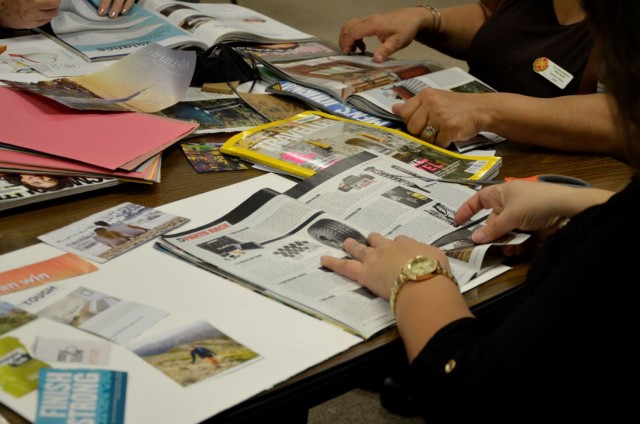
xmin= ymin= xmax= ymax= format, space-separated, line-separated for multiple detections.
xmin=533 ymin=57 xmax=573 ymax=89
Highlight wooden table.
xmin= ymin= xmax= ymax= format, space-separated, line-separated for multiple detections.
xmin=0 ymin=136 xmax=634 ymax=423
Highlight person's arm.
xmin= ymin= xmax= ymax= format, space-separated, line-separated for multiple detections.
xmin=467 ymin=92 xmax=622 ymax=157
xmin=97 ymin=0 xmax=136 ymax=18
xmin=320 ymin=234 xmax=473 ymax=362
xmin=0 ymin=0 xmax=59 ymax=29
xmin=394 ymin=272 xmax=471 ymax=361
xmin=454 ymin=180 xmax=615 ymax=244
xmin=339 ymin=3 xmax=489 ymax=63
xmin=392 ymin=89 xmax=624 ymax=158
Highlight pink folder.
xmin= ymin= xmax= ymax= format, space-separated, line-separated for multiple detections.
xmin=0 ymin=87 xmax=198 ymax=171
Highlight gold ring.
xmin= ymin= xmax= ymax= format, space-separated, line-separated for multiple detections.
xmin=421 ymin=125 xmax=438 ymax=142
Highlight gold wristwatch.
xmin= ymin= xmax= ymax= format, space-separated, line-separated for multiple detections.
xmin=390 ymin=255 xmax=457 ymax=315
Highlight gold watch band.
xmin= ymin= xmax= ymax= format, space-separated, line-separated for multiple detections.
xmin=390 ymin=257 xmax=457 ymax=316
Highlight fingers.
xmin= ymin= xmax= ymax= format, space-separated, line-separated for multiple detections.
xmin=372 ymin=36 xmax=405 ymax=63
xmin=339 ymin=18 xmax=370 ymax=55
xmin=454 ymin=192 xmax=485 ymax=226
xmin=97 ymin=0 xmax=136 ymax=17
xmin=320 ymin=252 xmax=363 ymax=283
xmin=394 ymin=88 xmax=485 ymax=149
xmin=345 ymin=238 xmax=368 ymax=261
xmin=393 ymin=90 xmax=448 ymax=147
xmin=454 ymin=188 xmax=510 ymax=244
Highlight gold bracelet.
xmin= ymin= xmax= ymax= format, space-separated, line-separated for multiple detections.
xmin=415 ymin=4 xmax=442 ymax=35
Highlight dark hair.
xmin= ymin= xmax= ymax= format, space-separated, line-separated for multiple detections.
xmin=582 ymin=0 xmax=640 ymax=163
xmin=2 ymin=174 xmax=73 ymax=192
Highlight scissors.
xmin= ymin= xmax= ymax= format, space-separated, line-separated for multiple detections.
xmin=436 ymin=174 xmax=591 ymax=187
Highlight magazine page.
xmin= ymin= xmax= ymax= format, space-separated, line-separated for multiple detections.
xmin=158 ymin=187 xmax=396 ymax=340
xmin=256 ymin=55 xmax=443 ymax=101
xmin=38 ymin=202 xmax=190 ymax=264
xmin=346 ymin=67 xmax=496 ymax=121
xmin=139 ymin=0 xmax=317 ymax=45
xmin=283 ymin=152 xmax=526 ymax=289
xmin=49 ymin=0 xmax=203 ymax=61
xmin=220 ymin=111 xmax=502 ymax=179
xmin=345 ymin=66 xmax=507 ymax=151
xmin=1 ymin=43 xmax=196 ymax=113
xmin=233 ymin=40 xmax=340 ymax=63
xmin=22 ymin=285 xmax=168 ymax=345
xmin=157 ymin=153 xmax=525 ymax=338
xmin=265 ymin=80 xmax=396 ymax=127
xmin=0 ymin=33 xmax=101 ymax=80
xmin=160 ymin=87 xmax=269 ymax=134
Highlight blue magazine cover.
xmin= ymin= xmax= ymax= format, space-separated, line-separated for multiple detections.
xmin=35 ymin=368 xmax=127 ymax=424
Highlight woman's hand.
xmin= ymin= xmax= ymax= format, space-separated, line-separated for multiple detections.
xmin=97 ymin=0 xmax=136 ymax=18
xmin=0 ymin=0 xmax=60 ymax=29
xmin=392 ymin=88 xmax=488 ymax=148
xmin=339 ymin=8 xmax=432 ymax=63
xmin=455 ymin=181 xmax=613 ymax=244
xmin=320 ymin=232 xmax=451 ymax=299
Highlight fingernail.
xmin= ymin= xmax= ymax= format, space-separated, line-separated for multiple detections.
xmin=110 ymin=11 xmax=117 ymax=18
xmin=98 ymin=7 xmax=105 ymax=15
xmin=472 ymin=230 xmax=486 ymax=243
xmin=122 ymin=8 xmax=128 ymax=14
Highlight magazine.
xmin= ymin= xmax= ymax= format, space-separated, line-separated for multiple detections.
xmin=232 ymin=39 xmax=340 ymax=63
xmin=219 ymin=111 xmax=502 ymax=179
xmin=47 ymin=0 xmax=318 ymax=62
xmin=0 ymin=173 xmax=120 ymax=212
xmin=265 ymin=79 xmax=396 ymax=127
xmin=345 ymin=66 xmax=495 ymax=121
xmin=155 ymin=152 xmax=528 ymax=340
xmin=266 ymin=67 xmax=506 ymax=152
xmin=253 ymin=54 xmax=443 ymax=102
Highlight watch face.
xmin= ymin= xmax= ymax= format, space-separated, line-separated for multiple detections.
xmin=405 ymin=256 xmax=437 ymax=280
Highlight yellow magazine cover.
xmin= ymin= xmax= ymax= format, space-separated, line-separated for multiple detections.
xmin=220 ymin=111 xmax=501 ymax=179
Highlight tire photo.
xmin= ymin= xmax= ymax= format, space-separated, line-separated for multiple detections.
xmin=307 ymin=218 xmax=368 ymax=250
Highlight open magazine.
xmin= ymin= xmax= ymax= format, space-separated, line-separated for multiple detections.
xmin=255 ymin=54 xmax=443 ymax=102
xmin=346 ymin=67 xmax=494 ymax=121
xmin=220 ymin=111 xmax=502 ymax=179
xmin=47 ymin=0 xmax=317 ymax=61
xmin=266 ymin=67 xmax=506 ymax=152
xmin=155 ymin=152 xmax=528 ymax=340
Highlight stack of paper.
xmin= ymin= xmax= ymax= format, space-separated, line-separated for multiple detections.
xmin=0 ymin=42 xmax=199 ymax=186
xmin=0 ymin=86 xmax=196 ymax=183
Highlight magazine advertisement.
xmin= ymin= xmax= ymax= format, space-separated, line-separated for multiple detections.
xmin=156 ymin=152 xmax=527 ymax=340
xmin=255 ymin=54 xmax=443 ymax=102
xmin=220 ymin=111 xmax=502 ymax=179
xmin=232 ymin=40 xmax=340 ymax=63
xmin=346 ymin=66 xmax=496 ymax=121
xmin=265 ymin=79 xmax=396 ymax=127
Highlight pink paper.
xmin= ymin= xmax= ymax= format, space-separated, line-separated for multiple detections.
xmin=0 ymin=87 xmax=197 ymax=170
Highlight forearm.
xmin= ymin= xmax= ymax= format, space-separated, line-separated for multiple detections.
xmin=477 ymin=92 xmax=625 ymax=158
xmin=557 ymin=187 xmax=614 ymax=218
xmin=395 ymin=277 xmax=473 ymax=362
xmin=414 ymin=3 xmax=489 ymax=60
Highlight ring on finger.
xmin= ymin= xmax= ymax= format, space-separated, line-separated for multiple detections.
xmin=421 ymin=125 xmax=438 ymax=142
